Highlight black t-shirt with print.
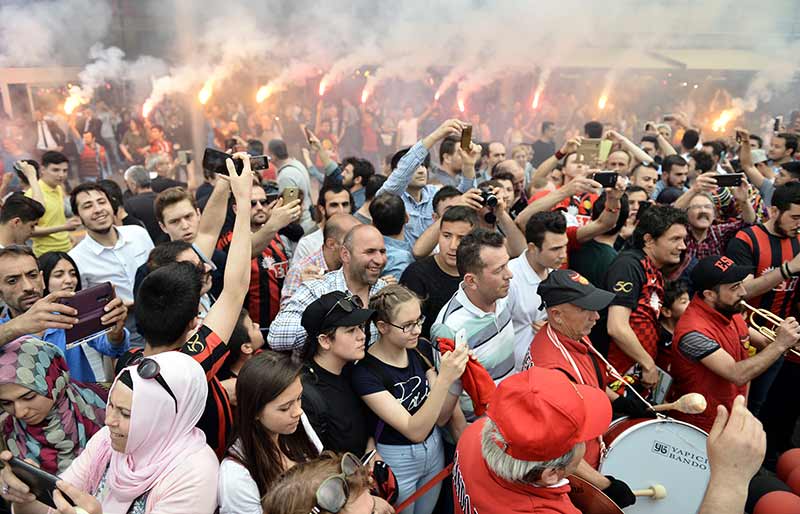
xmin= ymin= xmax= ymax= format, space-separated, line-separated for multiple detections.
xmin=351 ymin=349 xmax=433 ymax=446
xmin=400 ymin=255 xmax=461 ymax=340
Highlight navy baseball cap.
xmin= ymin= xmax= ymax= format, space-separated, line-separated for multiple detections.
xmin=538 ymin=270 xmax=615 ymax=311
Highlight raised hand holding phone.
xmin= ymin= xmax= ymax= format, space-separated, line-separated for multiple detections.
xmin=227 ymin=153 xmax=255 ymax=204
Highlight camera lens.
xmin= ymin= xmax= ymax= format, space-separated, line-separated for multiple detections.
xmin=485 ymin=194 xmax=498 ymax=208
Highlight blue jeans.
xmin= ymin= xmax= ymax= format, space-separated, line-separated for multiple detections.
xmin=377 ymin=429 xmax=444 ymax=514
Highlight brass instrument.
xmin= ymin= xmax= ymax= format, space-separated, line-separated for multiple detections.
xmin=740 ymin=301 xmax=800 ymax=358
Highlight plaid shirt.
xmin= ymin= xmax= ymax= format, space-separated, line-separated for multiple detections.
xmin=281 ymin=248 xmax=329 ymax=306
xmin=267 ymin=268 xmax=386 ymax=354
xmin=685 ymin=220 xmax=746 ymax=262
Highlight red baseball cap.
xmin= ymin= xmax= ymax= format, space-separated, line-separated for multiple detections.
xmin=487 ymin=367 xmax=612 ymax=461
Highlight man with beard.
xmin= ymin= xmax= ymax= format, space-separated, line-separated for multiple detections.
xmin=670 ymin=255 xmax=800 ymax=432
xmin=0 ymin=245 xmax=129 ymax=382
xmin=727 ymin=182 xmax=800 ymax=467
xmin=217 ymin=181 xmax=300 ymax=328
xmin=68 ymin=183 xmax=154 ymax=307
xmin=268 ymin=224 xmax=388 ymax=356
xmin=651 ymin=154 xmax=689 ymax=200
xmin=291 ymin=182 xmax=352 ymax=264
xmin=68 ymin=183 xmax=154 ymax=347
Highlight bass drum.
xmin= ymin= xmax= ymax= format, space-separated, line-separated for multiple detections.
xmin=599 ymin=417 xmax=710 ymax=514
xmin=567 ymin=475 xmax=623 ymax=514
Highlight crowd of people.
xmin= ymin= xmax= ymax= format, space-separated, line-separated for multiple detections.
xmin=0 ymin=86 xmax=796 ymax=514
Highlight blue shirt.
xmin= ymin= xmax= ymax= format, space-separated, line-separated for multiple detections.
xmin=383 ymin=236 xmax=415 ymax=280
xmin=376 ymin=141 xmax=474 ymax=245
xmin=0 ymin=310 xmax=130 ymax=382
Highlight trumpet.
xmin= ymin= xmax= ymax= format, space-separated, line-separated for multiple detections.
xmin=740 ymin=301 xmax=800 ymax=358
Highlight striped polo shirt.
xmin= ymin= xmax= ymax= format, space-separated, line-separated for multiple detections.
xmin=431 ymin=284 xmax=516 ymax=421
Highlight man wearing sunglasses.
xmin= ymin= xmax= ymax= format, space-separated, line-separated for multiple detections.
xmin=116 ymin=154 xmax=256 ymax=458
xmin=269 ymin=224 xmax=388 ymax=355
xmin=218 ymin=181 xmax=301 ymax=328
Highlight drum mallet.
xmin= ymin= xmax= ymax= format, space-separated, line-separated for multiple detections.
xmin=633 ymin=484 xmax=667 ymax=500
xmin=652 ymin=393 xmax=707 ymax=415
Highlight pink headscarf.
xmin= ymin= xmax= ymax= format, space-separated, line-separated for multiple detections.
xmin=86 ymin=351 xmax=209 ymax=512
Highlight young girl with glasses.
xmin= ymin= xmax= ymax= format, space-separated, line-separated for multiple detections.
xmin=351 ymin=284 xmax=468 ymax=514
xmin=218 ymin=351 xmax=320 ymax=514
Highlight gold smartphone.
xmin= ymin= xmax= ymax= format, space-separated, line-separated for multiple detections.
xmin=576 ymin=138 xmax=601 ymax=166
xmin=282 ymin=187 xmax=300 ymax=204
xmin=461 ymin=125 xmax=473 ymax=151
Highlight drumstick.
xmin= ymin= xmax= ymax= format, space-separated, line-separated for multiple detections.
xmin=633 ymin=484 xmax=667 ymax=500
xmin=652 ymin=393 xmax=707 ymax=415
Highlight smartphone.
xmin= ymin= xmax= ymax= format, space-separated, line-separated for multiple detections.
xmin=202 ymin=148 xmax=269 ymax=176
xmin=304 ymin=126 xmax=314 ymax=144
xmin=460 ymin=124 xmax=472 ymax=151
xmin=361 ymin=449 xmax=377 ymax=466
xmin=7 ymin=457 xmax=74 ymax=509
xmin=592 ymin=171 xmax=619 ymax=188
xmin=663 ymin=115 xmax=676 ymax=122
xmin=177 ymin=150 xmax=193 ymax=166
xmin=282 ymin=187 xmax=300 ymax=204
xmin=455 ymin=328 xmax=467 ymax=350
xmin=576 ymin=138 xmax=601 ymax=166
xmin=774 ymin=116 xmax=783 ymax=133
xmin=713 ymin=173 xmax=743 ymax=188
xmin=61 ymin=282 xmax=114 ymax=349
xmin=644 ymin=122 xmax=655 ymax=132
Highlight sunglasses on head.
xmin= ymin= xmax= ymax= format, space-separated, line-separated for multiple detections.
xmin=308 ymin=453 xmax=362 ymax=514
xmin=323 ymin=294 xmax=364 ymax=322
xmin=128 ymin=353 xmax=178 ymax=413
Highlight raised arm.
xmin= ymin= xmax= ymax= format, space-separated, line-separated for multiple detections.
xmin=17 ymin=162 xmax=43 ymax=204
xmin=251 ymin=199 xmax=302 ymax=256
xmin=575 ymin=179 xmax=624 ymax=243
xmin=515 ymin=176 xmax=600 ymax=231
xmin=606 ymin=130 xmax=654 ymax=165
xmin=203 ymin=154 xmax=254 ymax=342
xmin=529 ymin=137 xmax=581 ymax=190
xmin=194 ymin=176 xmax=231 ymax=259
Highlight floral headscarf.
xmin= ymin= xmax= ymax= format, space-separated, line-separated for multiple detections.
xmin=0 ymin=336 xmax=107 ymax=474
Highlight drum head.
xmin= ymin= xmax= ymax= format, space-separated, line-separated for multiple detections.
xmin=599 ymin=419 xmax=709 ymax=514
xmin=568 ymin=475 xmax=623 ymax=514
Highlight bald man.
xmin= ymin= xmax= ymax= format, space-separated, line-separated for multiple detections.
xmin=281 ymin=214 xmax=361 ymax=303
xmin=268 ymin=224 xmax=388 ymax=355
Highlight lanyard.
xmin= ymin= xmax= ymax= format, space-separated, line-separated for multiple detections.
xmin=546 ymin=323 xmax=586 ymax=385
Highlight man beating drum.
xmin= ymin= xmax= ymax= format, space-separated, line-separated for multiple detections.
xmin=451 ymin=366 xmax=766 ymax=514
xmin=520 ymin=269 xmax=655 ymax=508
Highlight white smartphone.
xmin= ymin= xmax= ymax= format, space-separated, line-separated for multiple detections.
xmin=455 ymin=329 xmax=467 ymax=349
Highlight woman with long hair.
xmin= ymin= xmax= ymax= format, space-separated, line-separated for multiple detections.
xmin=0 ymin=336 xmax=106 ymax=474
xmin=38 ymin=251 xmax=82 ymax=294
xmin=0 ymin=351 xmax=219 ymax=514
xmin=218 ymin=351 xmax=319 ymax=514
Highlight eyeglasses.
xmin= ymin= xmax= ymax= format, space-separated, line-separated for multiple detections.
xmin=251 ymin=198 xmax=269 ymax=207
xmin=308 ymin=453 xmax=361 ymax=514
xmin=323 ymin=294 xmax=364 ymax=321
xmin=387 ymin=315 xmax=426 ymax=334
xmin=128 ymin=354 xmax=178 ymax=413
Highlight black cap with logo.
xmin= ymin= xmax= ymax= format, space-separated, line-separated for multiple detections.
xmin=301 ymin=291 xmax=376 ymax=342
xmin=690 ymin=255 xmax=753 ymax=293
xmin=538 ymin=270 xmax=616 ymax=311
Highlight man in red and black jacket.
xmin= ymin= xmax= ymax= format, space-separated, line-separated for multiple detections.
xmin=671 ymin=255 xmax=800 ymax=432
xmin=116 ymin=154 xmax=256 ymax=458
xmin=217 ymin=180 xmax=300 ymax=329
xmin=726 ymin=182 xmax=800 ymax=467
xmin=605 ymin=205 xmax=688 ymax=388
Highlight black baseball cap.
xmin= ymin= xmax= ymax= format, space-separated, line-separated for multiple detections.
xmin=301 ymin=291 xmax=376 ymax=341
xmin=538 ymin=270 xmax=615 ymax=311
xmin=691 ymin=255 xmax=753 ymax=293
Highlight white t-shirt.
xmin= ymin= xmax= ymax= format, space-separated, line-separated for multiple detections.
xmin=396 ymin=118 xmax=419 ymax=147
xmin=505 ymin=251 xmax=549 ymax=371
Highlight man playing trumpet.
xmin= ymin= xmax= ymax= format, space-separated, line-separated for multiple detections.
xmin=671 ymin=255 xmax=800 ymax=432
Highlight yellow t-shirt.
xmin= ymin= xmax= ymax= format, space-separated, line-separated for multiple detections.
xmin=25 ymin=180 xmax=71 ymax=256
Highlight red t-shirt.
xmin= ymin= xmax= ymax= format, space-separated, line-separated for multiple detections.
xmin=525 ymin=324 xmax=609 ymax=468
xmin=453 ymin=418 xmax=581 ymax=514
